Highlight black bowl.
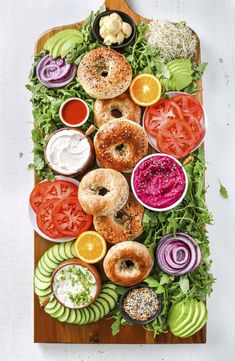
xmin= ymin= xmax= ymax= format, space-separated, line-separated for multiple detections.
xmin=119 ymin=283 xmax=162 ymax=325
xmin=92 ymin=10 xmax=136 ymax=50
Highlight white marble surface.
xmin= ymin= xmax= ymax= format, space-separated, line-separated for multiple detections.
xmin=0 ymin=0 xmax=234 ymax=360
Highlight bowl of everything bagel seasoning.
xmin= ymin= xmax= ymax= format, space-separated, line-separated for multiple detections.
xmin=120 ymin=284 xmax=162 ymax=324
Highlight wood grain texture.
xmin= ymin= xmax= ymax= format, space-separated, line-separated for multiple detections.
xmin=34 ymin=0 xmax=205 ymax=344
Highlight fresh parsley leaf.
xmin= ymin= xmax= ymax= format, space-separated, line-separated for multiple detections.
xmin=219 ymin=182 xmax=228 ymax=199
xmin=179 ymin=276 xmax=190 ymax=294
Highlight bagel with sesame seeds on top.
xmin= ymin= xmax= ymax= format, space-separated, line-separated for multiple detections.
xmin=93 ymin=193 xmax=144 ymax=244
xmin=94 ymin=92 xmax=141 ymax=128
xmin=77 ymin=47 xmax=132 ymax=99
xmin=94 ymin=119 xmax=148 ymax=173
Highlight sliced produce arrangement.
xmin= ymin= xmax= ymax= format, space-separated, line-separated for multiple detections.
xmin=34 ymin=241 xmax=118 ymax=324
xmin=28 ymin=4 xmax=214 ymax=340
xmin=29 ymin=178 xmax=92 ymax=240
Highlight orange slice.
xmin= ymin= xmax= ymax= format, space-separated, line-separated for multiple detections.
xmin=75 ymin=231 xmax=107 ymax=264
xmin=129 ymin=74 xmax=162 ymax=106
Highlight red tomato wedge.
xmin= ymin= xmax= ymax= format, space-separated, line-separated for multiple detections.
xmin=30 ymin=181 xmax=51 ymax=213
xmin=43 ymin=180 xmax=78 ymax=202
xmin=172 ymin=94 xmax=203 ymax=122
xmin=156 ymin=118 xmax=196 ymax=159
xmin=52 ymin=197 xmax=93 ymax=237
xmin=144 ymin=99 xmax=184 ymax=137
xmin=36 ymin=199 xmax=62 ymax=239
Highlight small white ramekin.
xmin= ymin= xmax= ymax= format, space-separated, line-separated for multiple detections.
xmin=59 ymin=98 xmax=89 ymax=127
xmin=131 ymin=153 xmax=188 ymax=212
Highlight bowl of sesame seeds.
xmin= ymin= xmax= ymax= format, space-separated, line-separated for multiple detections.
xmin=119 ymin=284 xmax=162 ymax=324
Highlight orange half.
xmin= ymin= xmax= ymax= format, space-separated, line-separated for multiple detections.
xmin=75 ymin=231 xmax=107 ymax=264
xmin=129 ymin=74 xmax=162 ymax=106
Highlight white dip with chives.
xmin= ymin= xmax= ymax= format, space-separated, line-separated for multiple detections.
xmin=53 ymin=264 xmax=97 ymax=308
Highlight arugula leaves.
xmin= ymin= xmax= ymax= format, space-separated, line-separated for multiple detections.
xmin=111 ymin=152 xmax=215 ymax=336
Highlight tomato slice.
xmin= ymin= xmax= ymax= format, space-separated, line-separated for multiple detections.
xmin=144 ymin=99 xmax=184 ymax=137
xmin=184 ymin=113 xmax=203 ymax=143
xmin=156 ymin=118 xmax=196 ymax=159
xmin=43 ymin=180 xmax=78 ymax=202
xmin=30 ymin=181 xmax=51 ymax=213
xmin=172 ymin=94 xmax=203 ymax=122
xmin=36 ymin=199 xmax=62 ymax=239
xmin=52 ymin=197 xmax=93 ymax=237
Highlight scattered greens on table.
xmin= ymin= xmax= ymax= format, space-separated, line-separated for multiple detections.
xmin=219 ymin=181 xmax=229 ymax=199
xmin=27 ymin=6 xmax=214 ymax=337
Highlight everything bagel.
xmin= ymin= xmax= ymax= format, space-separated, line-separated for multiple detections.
xmin=77 ymin=48 xmax=132 ymax=99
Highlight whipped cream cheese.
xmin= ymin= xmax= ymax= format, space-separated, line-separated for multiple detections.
xmin=46 ymin=129 xmax=91 ymax=175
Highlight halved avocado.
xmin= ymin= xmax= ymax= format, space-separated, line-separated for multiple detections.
xmin=178 ymin=301 xmax=207 ymax=338
xmin=60 ymin=37 xmax=83 ymax=58
xmin=50 ymin=34 xmax=74 ymax=59
xmin=168 ymin=302 xmax=186 ymax=330
xmin=44 ymin=29 xmax=82 ymax=51
xmin=171 ymin=299 xmax=196 ymax=334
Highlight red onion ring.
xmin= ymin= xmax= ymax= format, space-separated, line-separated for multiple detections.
xmin=156 ymin=233 xmax=201 ymax=275
xmin=36 ymin=54 xmax=76 ymax=89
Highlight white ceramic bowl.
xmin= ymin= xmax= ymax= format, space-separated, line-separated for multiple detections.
xmin=131 ymin=153 xmax=188 ymax=212
xmin=143 ymin=91 xmax=208 ymax=154
xmin=59 ymin=98 xmax=89 ymax=127
xmin=28 ymin=175 xmax=79 ymax=243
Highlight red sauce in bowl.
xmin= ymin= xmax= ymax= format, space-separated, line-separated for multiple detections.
xmin=60 ymin=98 xmax=89 ymax=126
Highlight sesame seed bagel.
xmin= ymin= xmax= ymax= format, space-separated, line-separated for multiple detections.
xmin=103 ymin=241 xmax=154 ymax=287
xmin=94 ymin=92 xmax=141 ymax=128
xmin=93 ymin=193 xmax=144 ymax=244
xmin=77 ymin=48 xmax=132 ymax=99
xmin=78 ymin=168 xmax=129 ymax=216
xmin=94 ymin=119 xmax=149 ymax=173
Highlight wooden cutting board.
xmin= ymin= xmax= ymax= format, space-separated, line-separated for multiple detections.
xmin=33 ymin=0 xmax=205 ymax=343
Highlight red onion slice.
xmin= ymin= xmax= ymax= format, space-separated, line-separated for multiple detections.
xmin=36 ymin=54 xmax=76 ymax=89
xmin=156 ymin=233 xmax=201 ymax=275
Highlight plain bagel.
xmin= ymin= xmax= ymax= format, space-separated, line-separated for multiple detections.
xmin=77 ymin=48 xmax=132 ymax=99
xmin=93 ymin=193 xmax=144 ymax=244
xmin=94 ymin=92 xmax=141 ymax=128
xmin=94 ymin=119 xmax=148 ymax=172
xmin=103 ymin=241 xmax=154 ymax=287
xmin=78 ymin=168 xmax=129 ymax=216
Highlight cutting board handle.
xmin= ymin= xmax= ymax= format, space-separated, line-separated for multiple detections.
xmin=105 ymin=0 xmax=149 ymax=23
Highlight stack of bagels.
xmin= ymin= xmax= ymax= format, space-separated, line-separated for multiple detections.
xmin=77 ymin=47 xmax=153 ymax=286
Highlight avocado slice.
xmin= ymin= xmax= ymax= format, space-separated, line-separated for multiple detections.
xmin=60 ymin=37 xmax=82 ymax=58
xmin=44 ymin=29 xmax=82 ymax=51
xmin=168 ymin=301 xmax=186 ymax=330
xmin=171 ymin=299 xmax=196 ymax=335
xmin=50 ymin=34 xmax=77 ymax=59
xmin=179 ymin=301 xmax=207 ymax=338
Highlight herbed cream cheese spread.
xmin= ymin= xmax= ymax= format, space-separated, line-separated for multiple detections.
xmin=53 ymin=264 xmax=97 ymax=308
xmin=46 ymin=129 xmax=91 ymax=175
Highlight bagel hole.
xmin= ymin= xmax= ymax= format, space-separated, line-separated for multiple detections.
xmin=115 ymin=210 xmax=125 ymax=224
xmin=115 ymin=143 xmax=126 ymax=153
xmin=125 ymin=260 xmax=134 ymax=268
xmin=101 ymin=70 xmax=108 ymax=77
xmin=111 ymin=108 xmax=122 ymax=118
xmin=97 ymin=187 xmax=109 ymax=196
